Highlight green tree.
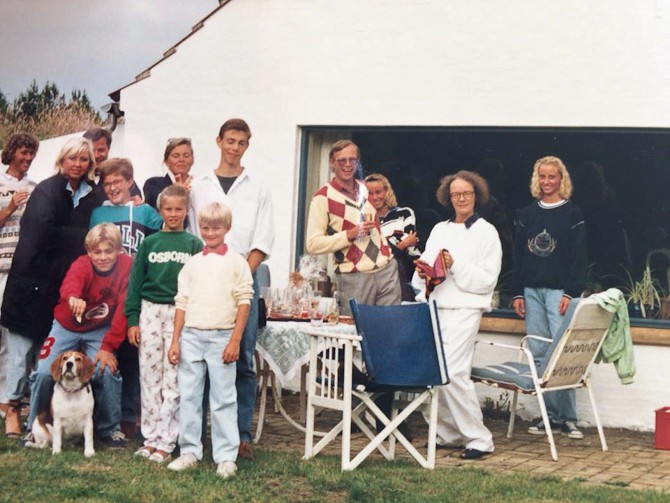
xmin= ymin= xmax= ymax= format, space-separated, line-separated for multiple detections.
xmin=0 ymin=80 xmax=102 ymax=148
xmin=0 ymin=88 xmax=8 ymax=115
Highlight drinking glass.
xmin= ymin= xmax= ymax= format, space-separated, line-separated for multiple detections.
xmin=310 ymin=296 xmax=323 ymax=326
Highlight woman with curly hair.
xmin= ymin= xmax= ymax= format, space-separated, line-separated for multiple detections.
xmin=412 ymin=170 xmax=502 ymax=460
xmin=0 ymin=133 xmax=39 ymax=422
xmin=512 ymin=155 xmax=587 ymax=440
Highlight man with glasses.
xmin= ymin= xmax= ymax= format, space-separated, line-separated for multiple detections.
xmin=189 ymin=118 xmax=274 ymax=461
xmin=305 ymin=139 xmax=401 ymax=315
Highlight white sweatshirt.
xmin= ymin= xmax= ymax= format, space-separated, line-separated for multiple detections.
xmin=412 ymin=218 xmax=502 ymax=310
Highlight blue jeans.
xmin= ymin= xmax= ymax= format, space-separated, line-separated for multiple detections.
xmin=26 ymin=321 xmax=122 ymax=437
xmin=236 ymin=271 xmax=259 ymax=443
xmin=178 ymin=327 xmax=238 ymax=463
xmin=523 ymin=287 xmax=577 ymax=423
xmin=4 ymin=330 xmax=39 ymax=401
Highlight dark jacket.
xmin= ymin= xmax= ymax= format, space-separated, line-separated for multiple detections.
xmin=143 ymin=175 xmax=172 ymax=210
xmin=1 ymin=174 xmax=105 ymax=340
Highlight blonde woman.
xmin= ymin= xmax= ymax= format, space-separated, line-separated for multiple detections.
xmin=365 ymin=173 xmax=420 ymax=301
xmin=1 ymin=137 xmax=104 ymax=438
xmin=511 ymin=155 xmax=587 ymax=440
xmin=143 ymin=137 xmax=194 ymax=209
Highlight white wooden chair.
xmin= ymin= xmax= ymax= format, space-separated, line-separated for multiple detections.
xmin=303 ymin=300 xmax=449 ymax=470
xmin=471 ymin=297 xmax=615 ymax=461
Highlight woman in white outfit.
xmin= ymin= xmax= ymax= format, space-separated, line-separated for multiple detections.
xmin=412 ymin=170 xmax=502 ymax=460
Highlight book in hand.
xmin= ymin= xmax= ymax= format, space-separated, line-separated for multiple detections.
xmin=414 ymin=249 xmax=449 ymax=298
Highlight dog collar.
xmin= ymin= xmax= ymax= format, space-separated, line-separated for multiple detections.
xmin=57 ymin=381 xmax=91 ymax=394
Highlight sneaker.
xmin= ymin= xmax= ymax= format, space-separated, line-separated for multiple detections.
xmin=148 ymin=450 xmax=172 ymax=464
xmin=561 ymin=420 xmax=584 ymax=440
xmin=100 ymin=431 xmax=127 ymax=449
xmin=527 ymin=420 xmax=561 ymax=436
xmin=134 ymin=446 xmax=155 ymax=458
xmin=167 ymin=453 xmax=198 ymax=471
xmin=217 ymin=461 xmax=237 ymax=479
xmin=238 ymin=441 xmax=254 ymax=460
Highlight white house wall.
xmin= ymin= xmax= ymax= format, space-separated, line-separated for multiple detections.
xmin=8 ymin=0 xmax=668 ymax=432
xmin=116 ymin=0 xmax=670 ymax=283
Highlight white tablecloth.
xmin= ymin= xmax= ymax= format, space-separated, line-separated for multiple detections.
xmin=256 ymin=321 xmax=357 ymax=386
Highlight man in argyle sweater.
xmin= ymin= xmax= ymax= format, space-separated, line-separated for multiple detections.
xmin=305 ymin=140 xmax=401 ymax=315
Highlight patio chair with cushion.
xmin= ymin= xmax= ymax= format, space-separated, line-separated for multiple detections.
xmin=303 ymin=300 xmax=449 ymax=470
xmin=470 ymin=297 xmax=615 ymax=461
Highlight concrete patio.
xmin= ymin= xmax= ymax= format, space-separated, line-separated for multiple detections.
xmin=254 ymin=391 xmax=670 ymax=493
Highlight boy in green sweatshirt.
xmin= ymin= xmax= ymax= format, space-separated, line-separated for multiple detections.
xmin=124 ymin=184 xmax=202 ymax=463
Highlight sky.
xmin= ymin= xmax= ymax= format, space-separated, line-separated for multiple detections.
xmin=0 ymin=1 xmax=219 ymax=110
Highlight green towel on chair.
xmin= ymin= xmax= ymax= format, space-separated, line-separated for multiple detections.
xmin=589 ymin=288 xmax=636 ymax=384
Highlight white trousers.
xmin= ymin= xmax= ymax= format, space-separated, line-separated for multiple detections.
xmin=433 ymin=308 xmax=493 ymax=452
xmin=138 ymin=300 xmax=180 ymax=453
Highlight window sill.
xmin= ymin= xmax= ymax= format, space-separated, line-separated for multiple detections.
xmin=481 ymin=312 xmax=670 ymax=347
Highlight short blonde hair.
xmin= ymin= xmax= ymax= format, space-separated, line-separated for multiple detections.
xmin=198 ymin=202 xmax=232 ymax=229
xmin=85 ymin=223 xmax=122 ymax=251
xmin=54 ymin=137 xmax=95 ymax=181
xmin=329 ymin=139 xmax=359 ymax=161
xmin=157 ymin=184 xmax=189 ymax=210
xmin=364 ymin=173 xmax=397 ymax=207
xmin=530 ymin=156 xmax=573 ymax=200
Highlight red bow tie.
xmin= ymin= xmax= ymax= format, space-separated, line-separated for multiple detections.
xmin=203 ymin=244 xmax=228 ymax=256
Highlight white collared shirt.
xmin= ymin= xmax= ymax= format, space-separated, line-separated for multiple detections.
xmin=188 ymin=168 xmax=274 ymax=258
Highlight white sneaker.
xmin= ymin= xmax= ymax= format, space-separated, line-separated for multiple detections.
xmin=134 ymin=446 xmax=155 ymax=458
xmin=216 ymin=461 xmax=237 ymax=479
xmin=148 ymin=450 xmax=172 ymax=464
xmin=167 ymin=453 xmax=198 ymax=471
xmin=561 ymin=420 xmax=584 ymax=440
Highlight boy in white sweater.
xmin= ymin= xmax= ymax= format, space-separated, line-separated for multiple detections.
xmin=167 ymin=202 xmax=253 ymax=479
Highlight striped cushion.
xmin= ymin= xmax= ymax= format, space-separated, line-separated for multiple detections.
xmin=471 ymin=361 xmax=535 ymax=392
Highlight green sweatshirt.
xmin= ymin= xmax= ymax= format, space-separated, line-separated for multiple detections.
xmin=125 ymin=230 xmax=203 ymax=326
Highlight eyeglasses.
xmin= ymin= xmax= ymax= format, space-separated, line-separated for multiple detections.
xmin=102 ymin=179 xmax=127 ymax=189
xmin=450 ymin=191 xmax=475 ymax=200
xmin=334 ymin=157 xmax=359 ymax=167
xmin=167 ymin=137 xmax=192 ymax=145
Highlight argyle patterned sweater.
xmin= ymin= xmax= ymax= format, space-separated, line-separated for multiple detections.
xmin=306 ymin=180 xmax=391 ymax=274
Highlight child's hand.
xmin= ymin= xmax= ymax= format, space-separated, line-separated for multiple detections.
xmin=69 ymin=297 xmax=86 ymax=322
xmin=222 ymin=340 xmax=240 ymax=364
xmin=127 ymin=326 xmax=140 ymax=347
xmin=168 ymin=344 xmax=180 ymax=365
xmin=95 ymin=350 xmax=118 ymax=375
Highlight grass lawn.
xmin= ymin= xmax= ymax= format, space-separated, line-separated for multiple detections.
xmin=0 ymin=432 xmax=668 ymax=503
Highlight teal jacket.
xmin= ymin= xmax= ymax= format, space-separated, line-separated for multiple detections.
xmin=590 ymin=288 xmax=636 ymax=384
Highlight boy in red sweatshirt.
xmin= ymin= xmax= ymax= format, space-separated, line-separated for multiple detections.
xmin=24 ymin=223 xmax=132 ymax=448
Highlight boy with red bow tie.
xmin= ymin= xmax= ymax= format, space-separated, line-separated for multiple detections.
xmin=167 ymin=201 xmax=253 ymax=479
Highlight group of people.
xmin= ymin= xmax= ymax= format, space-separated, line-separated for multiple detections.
xmin=0 ymin=123 xmax=587 ymax=469
xmin=306 ymin=141 xmax=586 ymax=460
xmin=0 ymin=119 xmax=274 ymax=478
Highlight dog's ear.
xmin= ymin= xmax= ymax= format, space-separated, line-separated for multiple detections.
xmin=80 ymin=353 xmax=95 ymax=383
xmin=50 ymin=354 xmax=64 ymax=381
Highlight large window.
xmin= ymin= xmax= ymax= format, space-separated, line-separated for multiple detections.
xmin=300 ymin=127 xmax=670 ymax=325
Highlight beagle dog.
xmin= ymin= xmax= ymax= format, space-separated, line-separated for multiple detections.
xmin=25 ymin=351 xmax=96 ymax=457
